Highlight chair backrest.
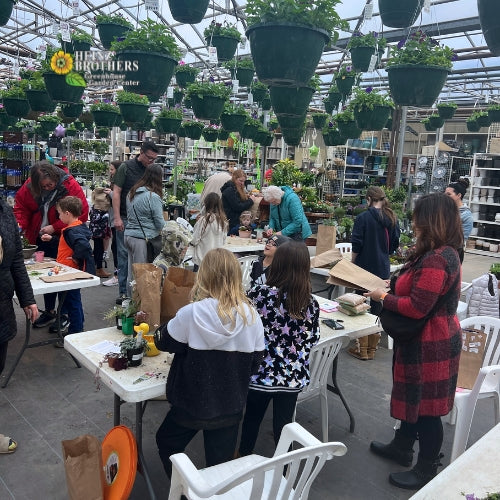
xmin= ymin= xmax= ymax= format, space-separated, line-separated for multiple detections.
xmin=460 ymin=316 xmax=500 ymax=368
xmin=335 ymin=243 xmax=352 ymax=256
xmin=238 ymin=255 xmax=259 ymax=291
xmin=298 ymin=335 xmax=348 ymax=401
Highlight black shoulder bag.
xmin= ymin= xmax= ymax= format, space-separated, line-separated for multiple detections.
xmin=379 ymin=273 xmax=460 ymax=344
xmin=132 ymin=203 xmax=163 ymax=263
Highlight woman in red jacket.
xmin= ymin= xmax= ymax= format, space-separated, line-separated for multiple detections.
xmin=365 ymin=193 xmax=462 ymax=490
xmin=14 ymin=161 xmax=88 ymax=328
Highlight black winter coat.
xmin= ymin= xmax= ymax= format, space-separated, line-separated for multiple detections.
xmin=0 ymin=199 xmax=35 ymax=344
xmin=220 ymin=181 xmax=253 ymax=232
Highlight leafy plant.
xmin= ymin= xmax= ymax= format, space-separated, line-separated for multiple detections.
xmin=58 ymin=28 xmax=93 ymax=44
xmin=182 ymin=119 xmax=204 ymax=129
xmin=245 ymin=0 xmax=347 ymax=42
xmin=347 ymin=31 xmax=385 ymax=49
xmin=158 ymin=106 xmax=183 ymax=119
xmin=95 ymin=13 xmax=134 ymax=28
xmin=335 ymin=109 xmax=355 ymax=122
xmin=1 ymin=79 xmax=29 ymax=99
xmin=223 ymin=57 xmax=255 ymax=71
xmin=203 ymin=21 xmax=241 ymax=41
xmin=387 ymin=30 xmax=456 ymax=69
xmin=175 ymin=63 xmax=199 ymax=76
xmin=186 ymin=81 xmax=232 ymax=100
xmin=468 ymin=111 xmax=486 ymax=123
xmin=110 ymin=19 xmax=181 ymax=59
xmin=38 ymin=114 xmax=59 ymax=123
xmin=69 ymin=159 xmax=108 ymax=175
xmin=309 ymin=73 xmax=321 ymax=92
xmin=437 ymin=102 xmax=457 ymax=109
xmin=271 ymin=158 xmax=315 ymax=187
xmin=119 ymin=336 xmax=148 ymax=356
xmin=90 ymin=101 xmax=120 ymax=113
xmin=336 ymin=64 xmax=359 ymax=79
xmin=26 ymin=74 xmax=47 ymax=91
xmin=488 ymin=104 xmax=500 ymax=111
xmin=222 ymin=102 xmax=248 ymax=115
xmin=349 ymin=86 xmax=394 ymax=111
xmin=115 ymin=90 xmax=149 ymax=105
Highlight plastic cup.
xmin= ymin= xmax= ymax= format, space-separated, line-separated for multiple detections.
xmin=34 ymin=251 xmax=45 ymax=262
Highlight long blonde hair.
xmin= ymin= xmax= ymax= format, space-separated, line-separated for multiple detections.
xmin=192 ymin=248 xmax=255 ymax=328
xmin=232 ymin=169 xmax=249 ymax=201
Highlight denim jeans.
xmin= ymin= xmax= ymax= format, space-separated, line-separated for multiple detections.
xmin=61 ymin=289 xmax=84 ymax=333
xmin=115 ymin=217 xmax=128 ymax=296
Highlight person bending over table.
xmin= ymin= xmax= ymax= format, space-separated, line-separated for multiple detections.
xmin=154 ymin=248 xmax=265 ymax=477
xmin=365 ymin=193 xmax=462 ymax=491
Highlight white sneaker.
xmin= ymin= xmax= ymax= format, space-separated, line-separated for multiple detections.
xmin=102 ymin=276 xmax=118 ymax=286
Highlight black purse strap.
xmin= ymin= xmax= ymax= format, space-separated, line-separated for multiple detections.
xmin=132 ymin=204 xmax=149 ymax=243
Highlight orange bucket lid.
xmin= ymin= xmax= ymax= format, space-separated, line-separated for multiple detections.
xmin=101 ymin=425 xmax=137 ymax=500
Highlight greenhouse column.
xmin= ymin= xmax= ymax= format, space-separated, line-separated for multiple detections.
xmin=395 ymin=106 xmax=408 ymax=189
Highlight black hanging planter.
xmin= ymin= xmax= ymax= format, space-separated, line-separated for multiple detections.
xmin=91 ymin=110 xmax=120 ymax=127
xmin=379 ymin=0 xmax=424 ymax=28
xmin=205 ymin=35 xmax=239 ymax=62
xmin=220 ymin=113 xmax=246 ymax=132
xmin=118 ymin=103 xmax=149 ymax=125
xmin=335 ymin=76 xmax=355 ymax=97
xmin=428 ymin=115 xmax=445 ymax=129
xmin=167 ymin=0 xmax=210 ymax=24
xmin=2 ymin=98 xmax=30 ymax=118
xmin=0 ymin=0 xmax=15 ymax=26
xmin=97 ymin=22 xmax=133 ymax=50
xmin=312 ymin=114 xmax=328 ymax=129
xmin=191 ymin=95 xmax=227 ymax=121
xmin=269 ymin=86 xmax=314 ymax=119
xmin=157 ymin=117 xmax=182 ymax=134
xmin=25 ymin=90 xmax=56 ymax=113
xmin=43 ymin=72 xmax=85 ymax=104
xmin=350 ymin=46 xmax=376 ymax=72
xmin=337 ymin=120 xmax=362 ymax=139
xmin=437 ymin=105 xmax=456 ymax=120
xmin=61 ymin=102 xmax=84 ymax=118
xmin=466 ymin=120 xmax=481 ymax=132
xmin=184 ymin=123 xmax=203 ymax=140
xmin=478 ymin=0 xmax=500 ymax=56
xmin=354 ymin=106 xmax=391 ymax=131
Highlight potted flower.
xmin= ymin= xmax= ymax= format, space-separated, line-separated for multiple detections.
xmin=437 ymin=102 xmax=457 ymax=120
xmin=421 ymin=117 xmax=437 ymax=132
xmin=270 ymin=74 xmax=319 ymax=120
xmin=111 ymin=19 xmax=180 ymax=100
xmin=202 ymin=124 xmax=220 ymax=143
xmin=487 ymin=104 xmax=500 ymax=123
xmin=347 ymin=31 xmax=385 ymax=73
xmin=220 ymin=102 xmax=248 ymax=132
xmin=167 ymin=0 xmax=209 ymax=24
xmin=223 ymin=58 xmax=255 ymax=87
xmin=379 ymin=0 xmax=424 ymax=28
xmin=244 ymin=0 xmax=346 ymax=86
xmin=466 ymin=113 xmax=481 ymax=132
xmin=185 ymin=81 xmax=231 ymax=120
xmin=90 ymin=101 xmax=120 ymax=127
xmin=250 ymin=80 xmax=268 ymax=104
xmin=0 ymin=0 xmax=15 ymax=26
xmin=96 ymin=13 xmax=133 ymax=50
xmin=1 ymin=82 xmax=30 ymax=118
xmin=119 ymin=335 xmax=148 ymax=367
xmin=116 ymin=90 xmax=150 ymax=125
xmin=312 ymin=112 xmax=328 ymax=129
xmin=37 ymin=114 xmax=60 ymax=134
xmin=58 ymin=28 xmax=93 ymax=54
xmin=474 ymin=110 xmax=492 ymax=128
xmin=157 ymin=106 xmax=183 ymax=133
xmin=203 ymin=21 xmax=241 ymax=62
xmin=386 ymin=30 xmax=456 ymax=107
xmin=335 ymin=108 xmax=362 ymax=139
xmin=240 ymin=116 xmax=261 ymax=140
xmin=182 ymin=119 xmax=204 ymax=140
xmin=335 ymin=64 xmax=360 ymax=96
xmin=428 ymin=113 xmax=445 ymax=129
xmin=349 ymin=87 xmax=394 ymax=131
xmin=174 ymin=62 xmax=199 ymax=88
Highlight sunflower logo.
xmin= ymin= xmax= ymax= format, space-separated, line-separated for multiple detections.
xmin=50 ymin=51 xmax=73 ymax=75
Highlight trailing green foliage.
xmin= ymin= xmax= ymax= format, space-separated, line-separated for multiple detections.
xmin=115 ymin=90 xmax=149 ymax=105
xmin=96 ymin=13 xmax=133 ymax=28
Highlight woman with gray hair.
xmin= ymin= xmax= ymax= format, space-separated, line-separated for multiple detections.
xmin=262 ymin=185 xmax=311 ymax=240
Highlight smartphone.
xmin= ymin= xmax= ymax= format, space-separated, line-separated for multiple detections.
xmin=322 ymin=319 xmax=344 ymax=330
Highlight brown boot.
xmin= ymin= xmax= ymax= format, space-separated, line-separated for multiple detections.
xmin=96 ymin=268 xmax=111 ymax=278
xmin=348 ymin=336 xmax=369 ymax=360
xmin=367 ymin=333 xmax=381 ymax=360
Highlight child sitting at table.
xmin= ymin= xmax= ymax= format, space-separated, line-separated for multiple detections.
xmin=228 ymin=210 xmax=257 ymax=236
xmin=40 ymin=196 xmax=95 ymax=336
xmin=154 ymin=248 xmax=265 ymax=478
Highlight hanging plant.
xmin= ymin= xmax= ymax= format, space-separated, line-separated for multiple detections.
xmin=174 ymin=63 xmax=199 ymax=88
xmin=203 ymin=21 xmax=241 ymax=62
xmin=437 ymin=102 xmax=457 ymax=119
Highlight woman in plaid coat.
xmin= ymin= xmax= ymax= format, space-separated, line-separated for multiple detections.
xmin=366 ymin=193 xmax=462 ymax=491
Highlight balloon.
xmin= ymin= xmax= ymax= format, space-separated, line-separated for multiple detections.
xmin=54 ymin=124 xmax=66 ymax=137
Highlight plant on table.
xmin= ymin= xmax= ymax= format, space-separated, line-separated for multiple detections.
xmin=119 ymin=336 xmax=148 ymax=356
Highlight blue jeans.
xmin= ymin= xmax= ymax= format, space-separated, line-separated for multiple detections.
xmin=61 ymin=289 xmax=84 ymax=334
xmin=115 ymin=217 xmax=128 ymax=296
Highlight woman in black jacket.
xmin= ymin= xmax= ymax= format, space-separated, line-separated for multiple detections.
xmin=0 ymin=198 xmax=39 ymax=453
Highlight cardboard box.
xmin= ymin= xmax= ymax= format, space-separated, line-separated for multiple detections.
xmin=489 ymin=138 xmax=500 ymax=154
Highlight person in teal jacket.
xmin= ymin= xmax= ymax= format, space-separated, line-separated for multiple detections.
xmin=263 ymin=185 xmax=312 ymax=240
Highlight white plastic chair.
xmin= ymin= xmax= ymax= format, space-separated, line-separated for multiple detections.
xmin=456 ymin=281 xmax=472 ymax=322
xmin=295 ymin=335 xmax=349 ymax=442
xmin=168 ymin=422 xmax=347 ymax=500
xmin=335 ymin=242 xmax=352 ymax=256
xmin=238 ymin=255 xmax=259 ymax=291
xmin=449 ymin=315 xmax=500 ymax=462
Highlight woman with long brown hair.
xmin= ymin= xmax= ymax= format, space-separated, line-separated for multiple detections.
xmin=220 ymin=169 xmax=258 ymax=234
xmin=238 ymin=240 xmax=320 ymax=455
xmin=366 ymin=193 xmax=462 ymax=490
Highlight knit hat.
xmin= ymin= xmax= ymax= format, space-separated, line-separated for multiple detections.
xmin=268 ymin=234 xmax=290 ymax=247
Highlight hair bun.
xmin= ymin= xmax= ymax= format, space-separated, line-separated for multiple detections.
xmin=458 ymin=177 xmax=470 ymax=189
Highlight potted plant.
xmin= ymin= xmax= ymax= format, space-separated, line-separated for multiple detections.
xmin=421 ymin=117 xmax=437 ymax=132
xmin=21 ymin=236 xmax=38 ymax=259
xmin=116 ymin=90 xmax=150 ymax=125
xmin=25 ymin=72 xmax=56 ymax=112
xmin=327 ymin=84 xmax=343 ymax=109
xmin=65 ymin=123 xmax=78 ymax=136
xmin=238 ymin=225 xmax=252 ymax=238
xmin=157 ymin=106 xmax=183 ymax=133
xmin=220 ymin=102 xmax=248 ymax=132
xmin=111 ymin=19 xmax=180 ymax=100
xmin=240 ymin=116 xmax=261 ymax=140
xmin=269 ymin=74 xmax=319 ymax=119
xmin=202 ymin=125 xmax=220 ymax=143
xmin=60 ymin=100 xmax=84 ymax=119
xmin=0 ymin=0 xmax=15 ymax=26
xmin=1 ymin=82 xmax=30 ymax=118
xmin=379 ymin=0 xmax=424 ymax=28
xmin=428 ymin=113 xmax=445 ymax=129
xmin=223 ymin=58 xmax=255 ymax=87
xmin=96 ymin=13 xmax=133 ymax=50
xmin=59 ymin=28 xmax=93 ymax=53
xmin=281 ymin=124 xmax=306 ymax=146
xmin=475 ymin=110 xmax=492 ymax=128
xmin=174 ymin=62 xmax=199 ymax=88
xmin=335 ymin=64 xmax=359 ymax=96
xmin=437 ymin=102 xmax=457 ymax=120
xmin=245 ymin=0 xmax=346 ymax=86
xmin=477 ymin=0 xmax=500 ymax=56
xmin=250 ymin=80 xmax=268 ymax=104
xmin=386 ymin=30 xmax=456 ymax=107
xmin=312 ymin=112 xmax=328 ymax=129
xmin=90 ymin=101 xmax=120 ymax=127
xmin=350 ymin=87 xmax=394 ymax=131
xmin=182 ymin=119 xmax=204 ymax=140
xmin=37 ymin=114 xmax=60 ymax=134
xmin=119 ymin=335 xmax=148 ymax=367
xmin=347 ymin=31 xmax=384 ymax=73
xmin=487 ymin=103 xmax=500 ymax=123
xmin=335 ymin=109 xmax=362 ymax=139
xmin=322 ymin=123 xmax=345 ymax=146
xmin=203 ymin=21 xmax=241 ymax=62
xmin=185 ymin=81 xmax=231 ymax=120
xmin=167 ymin=0 xmax=209 ymax=24
xmin=466 ymin=113 xmax=481 ymax=132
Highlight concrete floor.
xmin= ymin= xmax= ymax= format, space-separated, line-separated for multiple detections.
xmin=0 ymin=251 xmax=498 ymax=499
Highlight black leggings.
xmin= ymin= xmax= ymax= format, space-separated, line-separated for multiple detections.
xmin=93 ymin=238 xmax=104 ymax=270
xmin=0 ymin=340 xmax=8 ymax=374
xmin=401 ymin=416 xmax=443 ymax=460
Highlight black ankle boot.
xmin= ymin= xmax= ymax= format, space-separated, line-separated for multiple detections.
xmin=370 ymin=429 xmax=415 ymax=467
xmin=389 ymin=454 xmax=442 ymax=490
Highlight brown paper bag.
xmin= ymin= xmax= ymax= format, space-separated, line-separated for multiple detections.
xmin=132 ymin=263 xmax=163 ymax=328
xmin=457 ymin=328 xmax=487 ymax=390
xmin=326 ymin=258 xmax=388 ymax=291
xmin=62 ymin=435 xmax=104 ymax=500
xmin=161 ymin=266 xmax=196 ymax=324
xmin=316 ymin=224 xmax=336 ymax=256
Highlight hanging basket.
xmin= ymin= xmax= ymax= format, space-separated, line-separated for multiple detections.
xmin=62 ymin=41 xmax=92 ymax=55
xmin=205 ymin=35 xmax=239 ymax=62
xmin=218 ymin=129 xmax=230 ymax=141
xmin=277 ymin=113 xmax=306 ymax=130
xmin=251 ymin=87 xmax=267 ymax=103
xmin=0 ymin=0 xmax=15 ymax=26
xmin=379 ymin=0 xmax=424 ymax=28
xmin=281 ymin=127 xmax=303 ymax=146
xmin=202 ymin=128 xmax=219 ymax=142
xmin=118 ymin=103 xmax=149 ymax=125
xmin=43 ymin=72 xmax=85 ymax=104
xmin=328 ymin=128 xmax=346 ymax=146
xmin=478 ymin=0 xmax=500 ymax=56
xmin=183 ymin=124 xmax=203 ymax=140
xmin=175 ymin=71 xmax=196 ymax=89
xmin=324 ymin=98 xmax=335 ymax=114
xmin=65 ymin=128 xmax=77 ymax=137
xmin=246 ymin=22 xmax=330 ymax=87
xmin=38 ymin=121 xmax=58 ymax=134
xmin=437 ymin=106 xmax=456 ymax=119
xmin=337 ymin=120 xmax=362 ymax=139
xmin=234 ymin=68 xmax=254 ymax=87
xmin=114 ymin=50 xmax=178 ymax=101
xmin=97 ymin=22 xmax=133 ymax=50
xmin=423 ymin=121 xmax=437 ymax=132
xmin=2 ymin=98 xmax=30 ymax=118
xmin=220 ymin=113 xmax=246 ymax=132
xmin=488 ymin=109 xmax=500 ymax=122
xmin=91 ymin=110 xmax=120 ymax=127
xmin=476 ymin=114 xmax=492 ymax=128
xmin=466 ymin=120 xmax=481 ymax=132
xmin=387 ymin=64 xmax=449 ymax=107
xmin=354 ymin=105 xmax=391 ymax=131
xmin=168 ymin=0 xmax=210 ymax=24
xmin=350 ymin=46 xmax=376 ymax=72
xmin=157 ymin=117 xmax=181 ymax=134
xmin=190 ymin=95 xmax=227 ymax=121
xmin=25 ymin=90 xmax=56 ymax=112
xmin=428 ymin=115 xmax=445 ymax=129
xmin=269 ymin=86 xmax=314 ymax=118
xmin=61 ymin=102 xmax=83 ymax=118
xmin=312 ymin=114 xmax=328 ymax=129
xmin=173 ymin=89 xmax=184 ymax=105
xmin=240 ymin=123 xmax=259 ymax=140
xmin=335 ymin=76 xmax=355 ymax=97
xmin=261 ymin=95 xmax=271 ymax=111
xmin=328 ymin=91 xmax=343 ymax=108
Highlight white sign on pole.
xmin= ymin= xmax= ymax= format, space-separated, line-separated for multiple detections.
xmin=60 ymin=22 xmax=71 ymax=42
xmin=364 ymin=3 xmax=373 ymax=20
xmin=208 ymin=46 xmax=218 ymax=65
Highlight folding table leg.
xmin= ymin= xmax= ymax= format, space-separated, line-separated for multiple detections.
xmin=327 ymin=356 xmax=356 ymax=433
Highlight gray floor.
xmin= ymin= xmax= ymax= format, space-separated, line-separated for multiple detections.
xmin=0 ymin=252 xmax=498 ymax=499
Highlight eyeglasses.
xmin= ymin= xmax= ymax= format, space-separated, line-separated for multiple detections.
xmin=142 ymin=152 xmax=157 ymax=163
xmin=265 ymin=240 xmax=277 ymax=247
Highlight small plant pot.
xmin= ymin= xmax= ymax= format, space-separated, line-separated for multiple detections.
xmin=239 ymin=230 xmax=252 ymax=238
xmin=126 ymin=346 xmax=144 ymax=367
xmin=122 ymin=316 xmax=134 ymax=335
xmin=22 ymin=245 xmax=38 ymax=260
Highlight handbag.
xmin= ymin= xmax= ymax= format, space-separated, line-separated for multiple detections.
xmin=133 ymin=203 xmax=163 ymax=263
xmin=379 ymin=273 xmax=460 ymax=343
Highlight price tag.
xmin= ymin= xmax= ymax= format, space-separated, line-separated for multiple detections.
xmin=71 ymin=0 xmax=80 ymax=16
xmin=60 ymin=22 xmax=71 ymax=42
xmin=167 ymin=86 xmax=174 ymax=98
xmin=363 ymin=3 xmax=373 ymax=20
xmin=247 ymin=92 xmax=253 ymax=105
xmin=52 ymin=20 xmax=59 ymax=35
xmin=368 ymin=54 xmax=378 ymax=72
xmin=232 ymin=79 xmax=239 ymax=94
xmin=208 ymin=46 xmax=218 ymax=65
xmin=144 ymin=0 xmax=159 ymax=11
xmin=11 ymin=61 xmax=19 ymax=76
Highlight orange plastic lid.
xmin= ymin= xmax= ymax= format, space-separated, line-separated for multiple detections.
xmin=101 ymin=425 xmax=137 ymax=500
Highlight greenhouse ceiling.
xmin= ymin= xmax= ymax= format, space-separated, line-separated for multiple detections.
xmin=0 ymin=0 xmax=498 ymax=110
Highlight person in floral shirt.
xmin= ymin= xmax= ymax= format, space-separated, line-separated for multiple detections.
xmin=238 ymin=240 xmax=320 ymax=455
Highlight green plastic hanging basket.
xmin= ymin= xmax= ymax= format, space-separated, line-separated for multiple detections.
xmin=157 ymin=117 xmax=182 ymax=134
xmin=43 ymin=72 xmax=85 ymax=104
xmin=379 ymin=0 xmax=424 ymax=28
xmin=91 ymin=110 xmax=120 ymax=127
xmin=168 ymin=0 xmax=209 ymax=23
xmin=337 ymin=120 xmax=362 ymax=139
xmin=269 ymin=86 xmax=314 ymax=118
xmin=97 ymin=22 xmax=133 ymax=50
xmin=437 ymin=106 xmax=456 ymax=120
xmin=118 ymin=103 xmax=149 ymax=125
xmin=335 ymin=76 xmax=355 ymax=96
xmin=205 ymin=35 xmax=239 ymax=62
xmin=354 ymin=106 xmax=391 ymax=131
xmin=2 ymin=98 xmax=30 ymax=118
xmin=220 ymin=113 xmax=246 ymax=132
xmin=25 ymin=90 xmax=56 ymax=113
xmin=190 ymin=95 xmax=227 ymax=121
xmin=350 ymin=46 xmax=376 ymax=72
